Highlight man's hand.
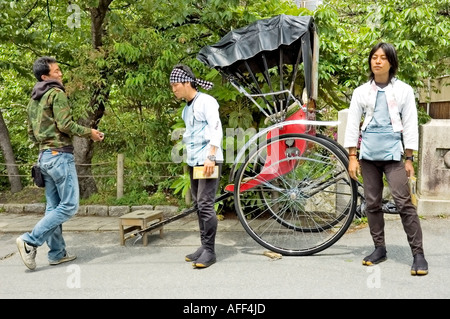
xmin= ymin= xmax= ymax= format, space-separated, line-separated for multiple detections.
xmin=404 ymin=150 xmax=415 ymax=178
xmin=91 ymin=129 xmax=104 ymax=142
xmin=405 ymin=160 xmax=415 ymax=178
xmin=348 ymin=157 xmax=361 ymax=181
xmin=203 ymin=158 xmax=215 ymax=177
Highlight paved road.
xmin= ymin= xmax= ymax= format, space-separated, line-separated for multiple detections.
xmin=1 ymin=213 xmax=449 ymax=303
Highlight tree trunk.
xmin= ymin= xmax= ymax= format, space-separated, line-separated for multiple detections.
xmin=90 ymin=0 xmax=113 ymax=49
xmin=0 ymin=110 xmax=23 ymax=193
xmin=74 ymin=86 xmax=107 ymax=199
xmin=74 ymin=131 xmax=98 ymax=199
xmin=74 ymin=1 xmax=112 ymax=199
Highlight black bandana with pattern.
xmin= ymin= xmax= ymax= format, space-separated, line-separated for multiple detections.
xmin=170 ymin=68 xmax=214 ymax=90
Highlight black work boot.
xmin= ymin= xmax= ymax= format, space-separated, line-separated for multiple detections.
xmin=193 ymin=249 xmax=216 ymax=269
xmin=185 ymin=246 xmax=204 ymax=262
xmin=411 ymin=253 xmax=428 ymax=276
xmin=362 ymin=246 xmax=387 ymax=266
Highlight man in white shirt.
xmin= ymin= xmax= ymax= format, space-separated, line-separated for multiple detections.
xmin=170 ymin=64 xmax=223 ymax=269
xmin=344 ymin=43 xmax=428 ymax=276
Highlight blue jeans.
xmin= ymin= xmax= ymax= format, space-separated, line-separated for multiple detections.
xmin=21 ymin=150 xmax=79 ymax=261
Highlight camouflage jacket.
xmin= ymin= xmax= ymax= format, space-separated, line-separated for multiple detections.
xmin=27 ymin=81 xmax=91 ymax=150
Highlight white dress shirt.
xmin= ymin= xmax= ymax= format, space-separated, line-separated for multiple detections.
xmin=182 ymin=92 xmax=224 ymax=166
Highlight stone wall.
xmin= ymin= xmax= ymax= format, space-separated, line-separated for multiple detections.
xmin=417 ymin=119 xmax=450 ymax=215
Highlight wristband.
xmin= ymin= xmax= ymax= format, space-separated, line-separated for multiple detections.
xmin=349 ymin=154 xmax=357 ymax=157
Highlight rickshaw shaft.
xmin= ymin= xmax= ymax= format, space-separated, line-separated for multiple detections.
xmin=133 ymin=192 xmax=233 ymax=238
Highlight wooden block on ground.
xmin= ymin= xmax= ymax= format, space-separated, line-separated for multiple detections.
xmin=119 ymin=210 xmax=164 ymax=246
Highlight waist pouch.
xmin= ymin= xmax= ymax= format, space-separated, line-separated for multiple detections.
xmin=31 ymin=164 xmax=45 ymax=188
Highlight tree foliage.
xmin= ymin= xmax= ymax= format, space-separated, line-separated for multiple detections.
xmin=0 ymin=0 xmax=448 ymax=202
xmin=314 ymin=0 xmax=450 ymax=113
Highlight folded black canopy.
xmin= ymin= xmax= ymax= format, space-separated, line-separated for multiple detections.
xmin=197 ymin=14 xmax=316 ymax=102
xmin=198 ymin=14 xmax=314 ymax=69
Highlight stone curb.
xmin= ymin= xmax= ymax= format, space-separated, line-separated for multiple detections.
xmin=0 ymin=203 xmax=180 ymax=218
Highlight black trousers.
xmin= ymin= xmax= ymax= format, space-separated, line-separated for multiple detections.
xmin=188 ymin=163 xmax=222 ymax=253
xmin=360 ymin=159 xmax=424 ymax=256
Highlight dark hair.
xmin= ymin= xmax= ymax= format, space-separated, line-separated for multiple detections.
xmin=33 ymin=56 xmax=57 ymax=81
xmin=368 ymin=42 xmax=398 ymax=82
xmin=173 ymin=63 xmax=197 ymax=89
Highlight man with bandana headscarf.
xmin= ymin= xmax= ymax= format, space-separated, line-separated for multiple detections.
xmin=170 ymin=64 xmax=223 ymax=268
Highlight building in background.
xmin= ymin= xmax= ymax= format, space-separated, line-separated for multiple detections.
xmin=418 ymin=75 xmax=450 ymax=119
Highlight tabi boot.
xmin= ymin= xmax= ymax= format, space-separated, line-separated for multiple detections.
xmin=411 ymin=253 xmax=428 ymax=276
xmin=185 ymin=246 xmax=204 ymax=262
xmin=362 ymin=246 xmax=387 ymax=266
xmin=193 ymin=249 xmax=216 ymax=269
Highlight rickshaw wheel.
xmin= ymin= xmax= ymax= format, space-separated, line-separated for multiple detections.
xmin=233 ymin=133 xmax=357 ymax=256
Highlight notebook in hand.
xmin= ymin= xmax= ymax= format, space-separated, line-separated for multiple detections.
xmin=193 ymin=166 xmax=219 ymax=179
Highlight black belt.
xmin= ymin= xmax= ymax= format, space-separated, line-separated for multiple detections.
xmin=40 ymin=146 xmax=74 ymax=154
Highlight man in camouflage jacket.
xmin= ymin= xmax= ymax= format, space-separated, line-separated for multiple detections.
xmin=16 ymin=56 xmax=104 ymax=270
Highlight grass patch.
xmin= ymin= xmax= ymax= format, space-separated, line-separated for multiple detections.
xmin=0 ymin=186 xmax=183 ymax=207
xmin=0 ymin=186 xmax=45 ymax=204
xmin=353 ymin=216 xmax=368 ymax=226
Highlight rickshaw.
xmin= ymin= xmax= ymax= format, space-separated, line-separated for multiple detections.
xmin=136 ymin=15 xmax=359 ymax=256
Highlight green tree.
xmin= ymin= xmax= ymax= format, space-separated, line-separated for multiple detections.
xmin=0 ymin=0 xmax=303 ymax=197
xmin=0 ymin=0 xmax=448 ymax=203
xmin=314 ymin=0 xmax=449 ymax=117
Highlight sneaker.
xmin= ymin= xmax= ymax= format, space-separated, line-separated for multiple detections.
xmin=16 ymin=236 xmax=37 ymax=270
xmin=185 ymin=246 xmax=204 ymax=262
xmin=362 ymin=246 xmax=387 ymax=266
xmin=411 ymin=253 xmax=428 ymax=276
xmin=193 ymin=250 xmax=216 ymax=269
xmin=49 ymin=253 xmax=77 ymax=266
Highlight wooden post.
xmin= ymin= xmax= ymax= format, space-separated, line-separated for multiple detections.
xmin=117 ymin=153 xmax=124 ymax=199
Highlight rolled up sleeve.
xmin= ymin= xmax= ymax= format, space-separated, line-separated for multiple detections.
xmin=344 ymin=87 xmax=364 ymax=148
xmin=204 ymin=98 xmax=223 ymax=148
